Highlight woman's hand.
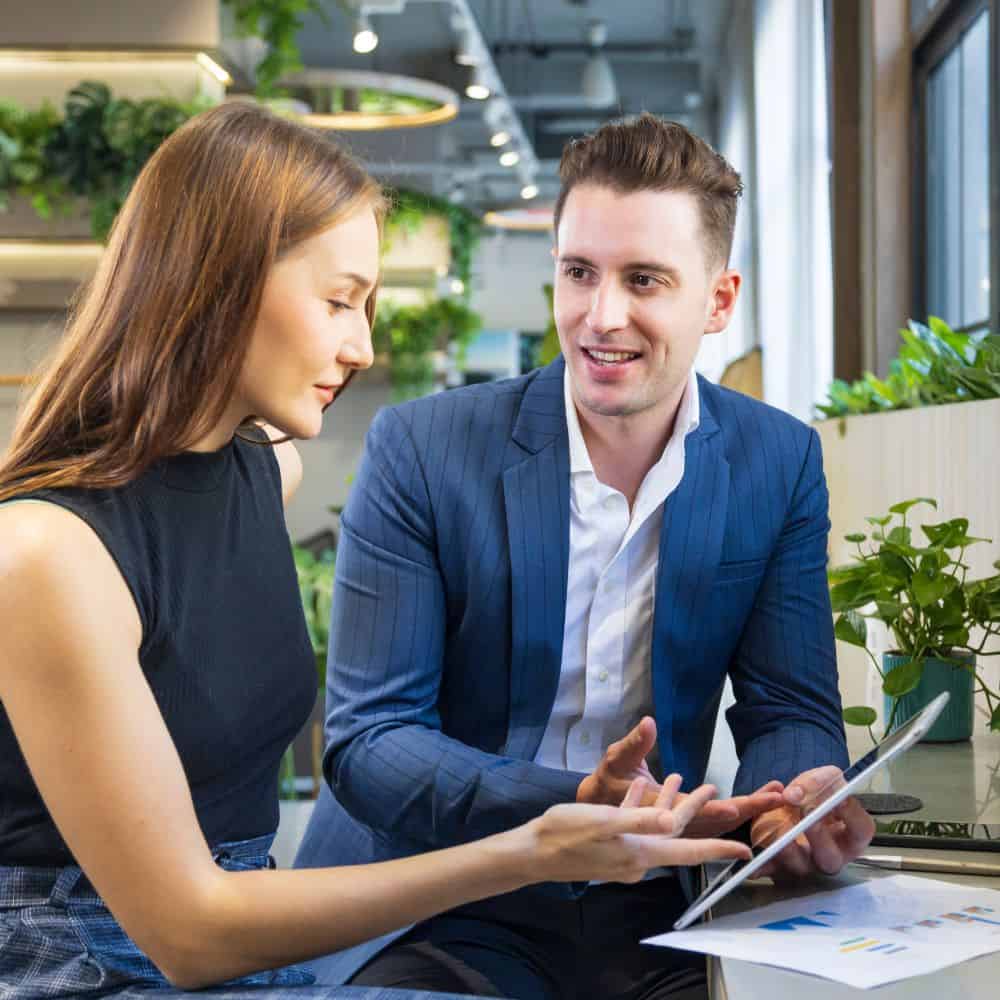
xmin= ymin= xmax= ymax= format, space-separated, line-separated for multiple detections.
xmin=519 ymin=773 xmax=752 ymax=885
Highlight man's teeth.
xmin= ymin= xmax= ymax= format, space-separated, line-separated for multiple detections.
xmin=586 ymin=348 xmax=639 ymax=363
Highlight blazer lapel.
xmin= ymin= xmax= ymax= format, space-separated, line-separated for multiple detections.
xmin=502 ymin=359 xmax=570 ymax=760
xmin=651 ymin=387 xmax=730 ymax=780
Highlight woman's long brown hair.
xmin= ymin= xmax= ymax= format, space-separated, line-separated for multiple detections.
xmin=0 ymin=102 xmax=385 ymax=501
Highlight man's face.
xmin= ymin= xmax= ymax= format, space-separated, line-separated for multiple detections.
xmin=554 ymin=183 xmax=738 ymax=427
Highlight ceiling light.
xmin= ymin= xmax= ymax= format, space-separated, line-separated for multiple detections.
xmin=581 ymin=19 xmax=616 ymax=106
xmin=520 ymin=183 xmax=539 ymax=200
xmin=449 ymin=277 xmax=466 ymax=295
xmin=465 ymin=66 xmax=491 ymax=100
xmin=499 ymin=150 xmax=520 ymax=167
xmin=454 ymin=26 xmax=479 ymax=66
xmin=490 ymin=129 xmax=511 ymax=147
xmin=353 ymin=12 xmax=379 ymax=54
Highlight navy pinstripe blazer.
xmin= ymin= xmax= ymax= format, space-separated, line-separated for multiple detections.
xmin=294 ymin=356 xmax=848 ymax=981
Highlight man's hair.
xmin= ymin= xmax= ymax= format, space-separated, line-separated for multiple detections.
xmin=553 ymin=112 xmax=743 ymax=269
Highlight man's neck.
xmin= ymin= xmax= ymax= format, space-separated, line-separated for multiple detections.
xmin=575 ymin=380 xmax=689 ymax=508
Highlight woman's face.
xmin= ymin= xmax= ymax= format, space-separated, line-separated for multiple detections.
xmin=236 ymin=206 xmax=380 ymax=440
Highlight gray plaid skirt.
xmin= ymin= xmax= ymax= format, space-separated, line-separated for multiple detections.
xmin=0 ymin=834 xmax=475 ymax=1000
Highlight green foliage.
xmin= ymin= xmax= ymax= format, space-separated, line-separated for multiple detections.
xmin=816 ymin=318 xmax=1000 ymax=419
xmin=292 ymin=544 xmax=336 ymax=691
xmin=385 ymin=188 xmax=483 ymax=292
xmin=538 ymin=282 xmax=561 ymax=366
xmin=0 ymin=101 xmax=63 ymax=216
xmin=372 ymin=296 xmax=482 ymax=400
xmin=0 ymin=82 xmax=210 ymax=239
xmin=223 ymin=0 xmax=328 ymax=96
xmin=829 ymin=498 xmax=1000 ymax=732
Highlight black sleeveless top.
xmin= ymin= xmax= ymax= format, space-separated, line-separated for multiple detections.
xmin=0 ymin=433 xmax=317 ymax=865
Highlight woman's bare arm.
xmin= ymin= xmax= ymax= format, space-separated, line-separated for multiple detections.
xmin=0 ymin=502 xmax=749 ymax=990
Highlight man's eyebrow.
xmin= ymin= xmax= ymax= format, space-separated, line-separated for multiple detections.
xmin=558 ymin=254 xmax=681 ymax=281
xmin=624 ymin=260 xmax=681 ymax=280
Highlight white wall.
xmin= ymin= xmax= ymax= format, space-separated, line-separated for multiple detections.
xmin=696 ymin=0 xmax=759 ymax=382
xmin=470 ymin=230 xmax=555 ymax=334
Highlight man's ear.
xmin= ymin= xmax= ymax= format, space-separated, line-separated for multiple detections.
xmin=705 ymin=270 xmax=742 ymax=334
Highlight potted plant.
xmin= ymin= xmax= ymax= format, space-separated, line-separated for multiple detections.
xmin=829 ymin=497 xmax=1000 ymax=742
xmin=277 ymin=543 xmax=336 ymax=800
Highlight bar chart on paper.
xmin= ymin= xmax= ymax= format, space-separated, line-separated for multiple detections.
xmin=644 ymin=875 xmax=1000 ymax=989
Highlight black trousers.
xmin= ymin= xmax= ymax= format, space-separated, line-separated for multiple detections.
xmin=349 ymin=876 xmax=707 ymax=1000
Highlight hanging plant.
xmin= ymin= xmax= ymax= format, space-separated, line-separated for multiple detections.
xmin=222 ymin=0 xmax=330 ymax=97
xmin=385 ymin=188 xmax=483 ymax=293
xmin=372 ymin=296 xmax=482 ymax=399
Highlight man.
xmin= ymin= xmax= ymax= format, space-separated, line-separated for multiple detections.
xmin=296 ymin=114 xmax=874 ymax=999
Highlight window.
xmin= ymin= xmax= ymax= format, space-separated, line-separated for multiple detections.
xmin=913 ymin=0 xmax=997 ymax=333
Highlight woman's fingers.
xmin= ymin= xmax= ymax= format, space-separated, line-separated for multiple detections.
xmin=669 ymin=782 xmax=718 ymax=836
xmin=620 ymin=776 xmax=648 ymax=809
xmin=633 ymin=835 xmax=751 ymax=869
xmin=654 ymin=772 xmax=683 ymax=811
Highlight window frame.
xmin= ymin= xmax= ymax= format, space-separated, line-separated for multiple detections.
xmin=911 ymin=0 xmax=998 ymax=335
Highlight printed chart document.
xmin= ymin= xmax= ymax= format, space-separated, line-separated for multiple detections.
xmin=644 ymin=875 xmax=1000 ymax=990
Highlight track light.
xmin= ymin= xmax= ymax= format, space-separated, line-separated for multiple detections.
xmin=581 ymin=19 xmax=616 ymax=106
xmin=465 ymin=66 xmax=490 ymax=100
xmin=520 ymin=183 xmax=539 ymax=200
xmin=353 ymin=12 xmax=378 ymax=54
xmin=499 ymin=149 xmax=520 ymax=167
xmin=490 ymin=129 xmax=511 ymax=147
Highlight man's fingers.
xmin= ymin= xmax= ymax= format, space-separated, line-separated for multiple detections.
xmin=833 ymin=797 xmax=876 ymax=858
xmin=804 ymin=816 xmax=846 ymax=874
xmin=605 ymin=716 xmax=657 ymax=773
xmin=784 ymin=765 xmax=845 ymax=807
xmin=756 ymin=839 xmax=813 ymax=881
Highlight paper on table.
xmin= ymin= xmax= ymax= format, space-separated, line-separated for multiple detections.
xmin=643 ymin=875 xmax=1000 ymax=990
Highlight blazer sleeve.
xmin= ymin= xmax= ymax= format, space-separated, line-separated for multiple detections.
xmin=322 ymin=406 xmax=581 ymax=849
xmin=727 ymin=427 xmax=850 ymax=795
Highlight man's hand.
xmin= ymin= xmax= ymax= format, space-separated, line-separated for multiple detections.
xmin=576 ymin=717 xmax=785 ymax=837
xmin=751 ymin=765 xmax=875 ymax=881
xmin=576 ymin=717 xmax=658 ymax=807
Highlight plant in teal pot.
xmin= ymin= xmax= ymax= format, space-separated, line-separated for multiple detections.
xmin=829 ymin=498 xmax=1000 ymax=742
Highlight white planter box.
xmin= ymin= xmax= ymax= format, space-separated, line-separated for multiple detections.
xmin=815 ymin=398 xmax=1000 ymax=727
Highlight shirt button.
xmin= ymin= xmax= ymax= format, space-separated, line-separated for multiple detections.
xmin=580 ymin=731 xmax=591 ymax=745
xmin=603 ymin=495 xmax=617 ymax=508
xmin=598 ymin=670 xmax=609 ymax=682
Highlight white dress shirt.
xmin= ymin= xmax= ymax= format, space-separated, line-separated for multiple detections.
xmin=534 ymin=367 xmax=700 ymax=774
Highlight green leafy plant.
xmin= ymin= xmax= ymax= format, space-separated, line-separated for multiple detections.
xmin=538 ymin=282 xmax=560 ymax=366
xmin=829 ymin=498 xmax=1000 ymax=737
xmin=0 ymin=101 xmax=63 ymax=216
xmin=293 ymin=544 xmax=336 ymax=688
xmin=280 ymin=543 xmax=335 ymax=799
xmin=0 ymin=82 xmax=210 ymax=239
xmin=816 ymin=317 xmax=1000 ymax=419
xmin=223 ymin=0 xmax=329 ymax=96
xmin=373 ymin=296 xmax=482 ymax=400
xmin=385 ymin=188 xmax=483 ymax=293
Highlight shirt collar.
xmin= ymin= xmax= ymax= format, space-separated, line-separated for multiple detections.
xmin=563 ymin=365 xmax=701 ymax=477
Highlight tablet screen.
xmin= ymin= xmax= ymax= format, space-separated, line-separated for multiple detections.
xmin=671 ymin=691 xmax=950 ymax=931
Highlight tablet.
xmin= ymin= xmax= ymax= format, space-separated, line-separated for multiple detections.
xmin=671 ymin=690 xmax=951 ymax=931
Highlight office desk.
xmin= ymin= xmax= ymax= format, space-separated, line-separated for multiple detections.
xmin=709 ymin=724 xmax=1000 ymax=998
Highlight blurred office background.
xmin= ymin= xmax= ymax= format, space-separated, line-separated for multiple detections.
xmin=1 ymin=1 xmax=997 ymax=788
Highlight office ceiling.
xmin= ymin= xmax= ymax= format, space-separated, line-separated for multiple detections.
xmin=237 ymin=0 xmax=734 ymax=209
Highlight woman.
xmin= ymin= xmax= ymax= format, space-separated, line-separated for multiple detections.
xmin=0 ymin=104 xmax=753 ymax=998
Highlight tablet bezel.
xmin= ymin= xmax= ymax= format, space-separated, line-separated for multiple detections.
xmin=671 ymin=690 xmax=951 ymax=931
